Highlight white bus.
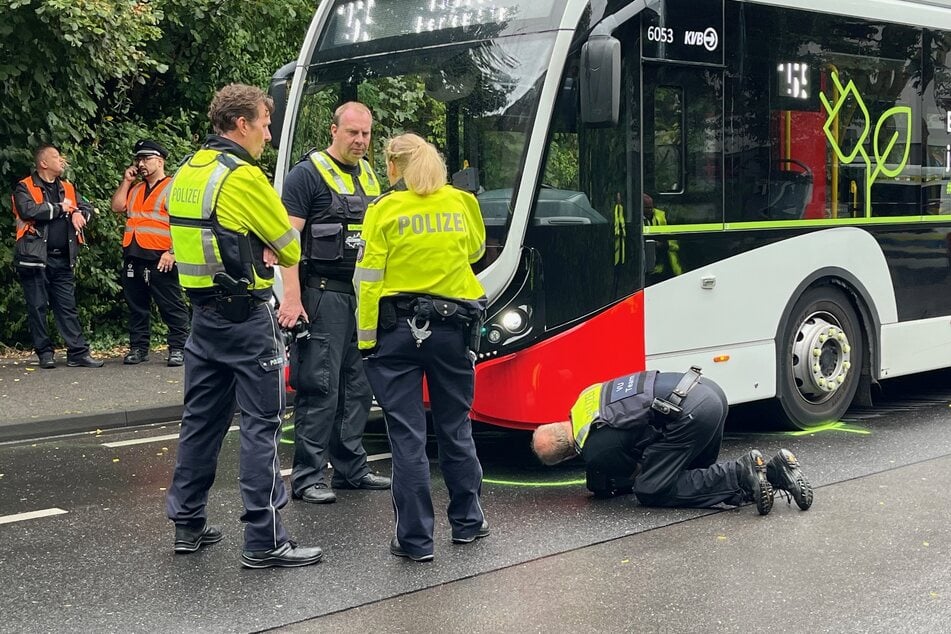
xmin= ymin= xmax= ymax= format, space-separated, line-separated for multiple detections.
xmin=270 ymin=0 xmax=951 ymax=429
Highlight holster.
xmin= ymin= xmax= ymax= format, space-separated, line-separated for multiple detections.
xmin=214 ymin=294 xmax=253 ymax=323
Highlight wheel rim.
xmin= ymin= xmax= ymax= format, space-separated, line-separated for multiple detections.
xmin=790 ymin=311 xmax=852 ymax=404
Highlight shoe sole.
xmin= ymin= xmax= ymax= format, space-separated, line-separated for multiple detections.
xmin=750 ymin=450 xmax=774 ymax=516
xmin=390 ymin=548 xmax=434 ymax=562
xmin=174 ymin=533 xmax=223 ymax=554
xmin=452 ymin=531 xmax=490 ymax=544
xmin=769 ymin=449 xmax=814 ymax=511
xmin=240 ymin=552 xmax=324 ymax=569
xmin=67 ymin=363 xmax=104 ymax=367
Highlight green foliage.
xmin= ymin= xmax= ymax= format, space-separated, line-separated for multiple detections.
xmin=0 ymin=0 xmax=315 ymax=350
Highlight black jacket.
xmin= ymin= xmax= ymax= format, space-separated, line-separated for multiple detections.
xmin=12 ymin=172 xmax=93 ymax=269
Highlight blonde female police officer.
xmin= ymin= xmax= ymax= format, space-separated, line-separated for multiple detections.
xmin=354 ymin=133 xmax=489 ymax=561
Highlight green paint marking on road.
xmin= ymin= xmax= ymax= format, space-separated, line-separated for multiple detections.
xmin=483 ymin=477 xmax=587 ymax=487
xmin=785 ymin=421 xmax=871 ymax=436
xmin=280 ymin=423 xmax=295 ymax=444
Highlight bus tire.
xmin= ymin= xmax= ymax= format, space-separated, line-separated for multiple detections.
xmin=774 ymin=285 xmax=863 ymax=429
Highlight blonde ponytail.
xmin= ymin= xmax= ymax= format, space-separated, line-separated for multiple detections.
xmin=385 ymin=133 xmax=447 ymax=196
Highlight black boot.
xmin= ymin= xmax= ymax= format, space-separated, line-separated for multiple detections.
xmin=767 ymin=449 xmax=814 ymax=511
xmin=735 ymin=449 xmax=773 ymax=516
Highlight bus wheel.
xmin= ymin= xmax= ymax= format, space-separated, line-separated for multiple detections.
xmin=775 ymin=286 xmax=863 ymax=429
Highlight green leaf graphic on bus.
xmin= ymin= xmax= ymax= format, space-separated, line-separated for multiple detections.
xmin=871 ymin=106 xmax=913 ymax=180
xmin=820 ymin=72 xmax=912 ymax=217
xmin=820 ymin=73 xmax=870 ymax=164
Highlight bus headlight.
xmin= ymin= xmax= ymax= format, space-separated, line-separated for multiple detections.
xmin=501 ymin=308 xmax=528 ymax=334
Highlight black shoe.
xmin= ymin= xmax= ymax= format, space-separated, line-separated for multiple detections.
xmin=123 ymin=349 xmax=149 ymax=365
xmin=292 ymin=484 xmax=337 ymax=504
xmin=241 ymin=540 xmax=323 ymax=569
xmin=736 ymin=449 xmax=773 ymax=516
xmin=767 ymin=449 xmax=814 ymax=511
xmin=38 ymin=353 xmax=55 ymax=369
xmin=174 ymin=523 xmax=223 ymax=554
xmin=167 ymin=349 xmax=184 ymax=367
xmin=452 ymin=520 xmax=490 ymax=544
xmin=332 ymin=472 xmax=392 ymax=490
xmin=67 ymin=354 xmax=104 ymax=368
xmin=389 ymin=537 xmax=434 ymax=562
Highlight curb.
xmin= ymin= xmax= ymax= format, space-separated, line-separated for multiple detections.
xmin=0 ymin=404 xmax=184 ymax=444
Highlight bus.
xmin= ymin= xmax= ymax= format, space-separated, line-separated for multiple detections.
xmin=269 ymin=0 xmax=951 ymax=430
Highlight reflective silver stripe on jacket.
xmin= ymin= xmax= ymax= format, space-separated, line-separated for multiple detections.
xmin=271 ymin=227 xmax=298 ymax=251
xmin=176 ymin=262 xmax=225 ymax=277
xmin=358 ymin=327 xmax=377 ymax=344
xmin=311 ymin=152 xmax=351 ymax=194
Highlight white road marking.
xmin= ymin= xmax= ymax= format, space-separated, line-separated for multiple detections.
xmin=278 ymin=452 xmax=391 ymax=478
xmin=102 ymin=426 xmax=239 ymax=448
xmin=0 ymin=508 xmax=68 ymax=525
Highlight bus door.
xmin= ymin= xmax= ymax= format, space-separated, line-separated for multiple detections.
xmin=642 ymin=61 xmax=724 ymax=281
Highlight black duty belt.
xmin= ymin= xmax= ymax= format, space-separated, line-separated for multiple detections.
xmin=305 ymin=275 xmax=354 ymax=295
xmin=191 ymin=294 xmax=266 ymax=308
xmin=651 ymin=366 xmax=703 ymax=419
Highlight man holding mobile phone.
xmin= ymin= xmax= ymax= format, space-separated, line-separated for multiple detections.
xmin=110 ymin=139 xmax=189 ymax=367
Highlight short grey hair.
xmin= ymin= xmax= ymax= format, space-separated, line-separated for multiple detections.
xmin=532 ymin=422 xmax=576 ymax=465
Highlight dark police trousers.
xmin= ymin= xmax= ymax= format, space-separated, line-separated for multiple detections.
xmin=633 ymin=378 xmax=746 ymax=507
xmin=17 ymin=253 xmax=90 ymax=359
xmin=166 ymin=302 xmax=290 ymax=551
xmin=290 ymin=286 xmax=371 ymax=494
xmin=364 ymin=319 xmax=485 ymax=556
xmin=122 ymin=257 xmax=189 ymax=351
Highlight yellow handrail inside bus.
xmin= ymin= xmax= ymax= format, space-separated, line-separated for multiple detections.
xmin=827 ymin=63 xmax=840 ymax=219
xmin=785 ymin=111 xmax=791 ymax=161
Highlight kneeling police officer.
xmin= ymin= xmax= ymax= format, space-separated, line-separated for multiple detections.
xmin=532 ymin=368 xmax=814 ymax=515
xmin=164 ymin=83 xmax=322 ymax=569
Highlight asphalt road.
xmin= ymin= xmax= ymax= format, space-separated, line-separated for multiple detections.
xmin=2 ymin=371 xmax=951 ymax=633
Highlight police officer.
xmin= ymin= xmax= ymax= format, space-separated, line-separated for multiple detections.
xmin=354 ymin=133 xmax=489 ymax=562
xmin=278 ymin=101 xmax=390 ymax=504
xmin=531 ymin=368 xmax=814 ymax=515
xmin=165 ymin=83 xmax=322 ymax=569
xmin=110 ymin=139 xmax=189 ymax=367
xmin=12 ymin=144 xmax=103 ymax=369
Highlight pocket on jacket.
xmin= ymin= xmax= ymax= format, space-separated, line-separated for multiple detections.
xmin=308 ymin=223 xmax=344 ymax=261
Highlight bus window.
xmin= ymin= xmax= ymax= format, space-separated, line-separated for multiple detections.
xmin=924 ymin=30 xmax=951 ymax=215
xmin=726 ymin=3 xmax=922 ymax=222
xmin=531 ymin=26 xmax=641 ymax=329
xmin=644 ymin=65 xmax=723 ymax=227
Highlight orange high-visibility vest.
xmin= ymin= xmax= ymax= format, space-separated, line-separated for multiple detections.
xmin=123 ymin=177 xmax=172 ymax=251
xmin=12 ymin=176 xmax=80 ymax=242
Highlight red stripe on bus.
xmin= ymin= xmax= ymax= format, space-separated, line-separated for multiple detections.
xmin=470 ymin=292 xmax=646 ymax=429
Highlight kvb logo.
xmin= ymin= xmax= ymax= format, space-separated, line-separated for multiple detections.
xmin=684 ymin=27 xmax=719 ymax=52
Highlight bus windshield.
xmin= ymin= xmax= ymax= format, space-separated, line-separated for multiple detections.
xmin=314 ymin=0 xmax=566 ymax=57
xmin=289 ymin=32 xmax=558 ymax=263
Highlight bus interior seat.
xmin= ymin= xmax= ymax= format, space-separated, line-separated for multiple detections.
xmin=746 ymin=159 xmax=814 ymax=221
xmin=477 ymin=187 xmax=606 ymax=226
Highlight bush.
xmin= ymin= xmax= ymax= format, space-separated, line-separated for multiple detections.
xmin=0 ymin=0 xmax=314 ymax=351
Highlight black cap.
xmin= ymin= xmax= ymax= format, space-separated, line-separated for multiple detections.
xmin=133 ymin=139 xmax=168 ymax=159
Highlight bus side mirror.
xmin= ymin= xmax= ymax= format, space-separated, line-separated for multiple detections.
xmin=268 ymin=61 xmax=297 ymax=150
xmin=580 ymin=36 xmax=620 ymax=127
